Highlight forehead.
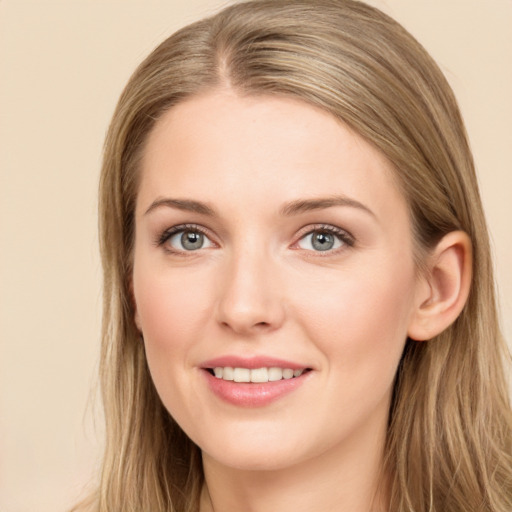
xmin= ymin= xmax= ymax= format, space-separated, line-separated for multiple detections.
xmin=137 ymin=90 xmax=406 ymax=220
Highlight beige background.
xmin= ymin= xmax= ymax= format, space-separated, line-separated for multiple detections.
xmin=0 ymin=1 xmax=510 ymax=510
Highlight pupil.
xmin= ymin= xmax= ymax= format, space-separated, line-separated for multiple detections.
xmin=181 ymin=231 xmax=203 ymax=250
xmin=312 ymin=232 xmax=334 ymax=251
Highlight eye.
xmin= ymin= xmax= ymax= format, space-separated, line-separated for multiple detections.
xmin=296 ymin=227 xmax=352 ymax=252
xmin=159 ymin=226 xmax=214 ymax=252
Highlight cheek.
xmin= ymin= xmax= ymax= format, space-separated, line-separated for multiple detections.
xmin=133 ymin=264 xmax=214 ymax=370
xmin=293 ymin=257 xmax=416 ymax=380
xmin=132 ymin=263 xmax=220 ymax=424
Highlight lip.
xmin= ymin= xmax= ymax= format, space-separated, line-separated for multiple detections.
xmin=201 ymin=355 xmax=309 ymax=371
xmin=200 ymin=355 xmax=313 ymax=407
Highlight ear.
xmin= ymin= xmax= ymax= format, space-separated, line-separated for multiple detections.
xmin=407 ymin=231 xmax=472 ymax=341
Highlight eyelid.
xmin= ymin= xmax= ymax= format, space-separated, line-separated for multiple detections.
xmin=154 ymin=222 xmax=354 ymax=255
xmin=292 ymin=224 xmax=355 ymax=252
xmin=155 ymin=223 xmax=217 ymax=253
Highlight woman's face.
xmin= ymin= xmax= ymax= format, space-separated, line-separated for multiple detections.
xmin=132 ymin=90 xmax=423 ymax=471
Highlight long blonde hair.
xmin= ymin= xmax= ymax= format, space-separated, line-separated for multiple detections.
xmin=76 ymin=1 xmax=512 ymax=510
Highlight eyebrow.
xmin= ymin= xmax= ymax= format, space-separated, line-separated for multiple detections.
xmin=144 ymin=194 xmax=375 ymax=218
xmin=144 ymin=198 xmax=216 ymax=216
xmin=280 ymin=195 xmax=375 ymax=218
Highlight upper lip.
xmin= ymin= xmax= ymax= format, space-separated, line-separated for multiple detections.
xmin=200 ymin=355 xmax=310 ymax=371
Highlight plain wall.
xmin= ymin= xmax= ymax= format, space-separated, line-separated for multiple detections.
xmin=0 ymin=1 xmax=510 ymax=510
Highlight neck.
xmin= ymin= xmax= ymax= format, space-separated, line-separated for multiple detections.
xmin=200 ymin=413 xmax=390 ymax=512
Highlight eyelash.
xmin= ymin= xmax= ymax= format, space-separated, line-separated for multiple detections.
xmin=155 ymin=223 xmax=355 ymax=255
xmin=155 ymin=224 xmax=214 ymax=254
xmin=294 ymin=224 xmax=355 ymax=254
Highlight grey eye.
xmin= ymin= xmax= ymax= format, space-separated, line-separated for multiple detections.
xmin=297 ymin=230 xmax=343 ymax=252
xmin=167 ymin=229 xmax=213 ymax=251
xmin=311 ymin=232 xmax=335 ymax=251
xmin=181 ymin=231 xmax=204 ymax=250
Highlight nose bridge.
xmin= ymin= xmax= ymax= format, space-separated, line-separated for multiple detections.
xmin=216 ymin=240 xmax=285 ymax=334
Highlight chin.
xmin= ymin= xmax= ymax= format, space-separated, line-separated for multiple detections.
xmin=202 ymin=443 xmax=307 ymax=472
xmin=194 ymin=418 xmax=335 ymax=473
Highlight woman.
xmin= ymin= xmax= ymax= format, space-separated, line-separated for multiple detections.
xmin=75 ymin=0 xmax=512 ymax=510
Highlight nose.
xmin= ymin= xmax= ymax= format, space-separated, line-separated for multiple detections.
xmin=215 ymin=248 xmax=285 ymax=335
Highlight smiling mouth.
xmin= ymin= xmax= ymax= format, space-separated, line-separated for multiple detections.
xmin=206 ymin=367 xmax=312 ymax=383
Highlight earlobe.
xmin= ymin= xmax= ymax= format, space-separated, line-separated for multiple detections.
xmin=407 ymin=231 xmax=472 ymax=341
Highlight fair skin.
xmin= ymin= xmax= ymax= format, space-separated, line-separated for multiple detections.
xmin=132 ymin=90 xmax=471 ymax=512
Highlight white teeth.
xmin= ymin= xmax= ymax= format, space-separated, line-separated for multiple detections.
xmin=223 ymin=367 xmax=234 ymax=380
xmin=250 ymin=367 xmax=269 ymax=383
xmin=212 ymin=366 xmax=306 ymax=383
xmin=282 ymin=368 xmax=294 ymax=379
xmin=268 ymin=367 xmax=283 ymax=381
xmin=233 ymin=368 xmax=251 ymax=382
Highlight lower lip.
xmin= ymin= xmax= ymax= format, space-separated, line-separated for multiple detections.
xmin=203 ymin=370 xmax=310 ymax=407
